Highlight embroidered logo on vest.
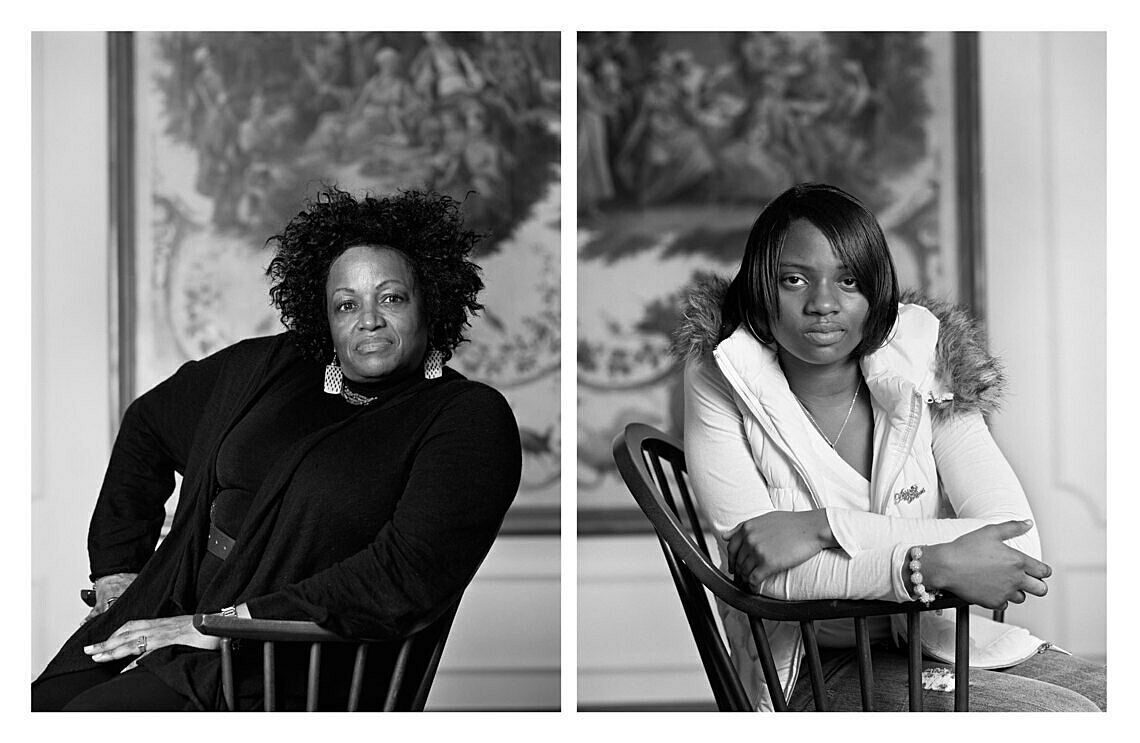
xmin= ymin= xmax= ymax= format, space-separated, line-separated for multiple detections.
xmin=894 ymin=484 xmax=926 ymax=504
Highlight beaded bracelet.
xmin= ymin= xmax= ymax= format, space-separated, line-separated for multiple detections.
xmin=908 ymin=545 xmax=940 ymax=605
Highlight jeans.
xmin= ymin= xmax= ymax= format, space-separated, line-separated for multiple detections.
xmin=787 ymin=644 xmax=1105 ymax=712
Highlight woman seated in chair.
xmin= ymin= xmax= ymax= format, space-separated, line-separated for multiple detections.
xmin=32 ymin=187 xmax=521 ymax=711
xmin=675 ymin=182 xmax=1105 ymax=711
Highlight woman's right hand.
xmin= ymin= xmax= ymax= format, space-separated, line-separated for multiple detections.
xmin=728 ymin=510 xmax=834 ymax=592
xmin=83 ymin=573 xmax=138 ymax=625
xmin=921 ymin=520 xmax=1051 ymax=611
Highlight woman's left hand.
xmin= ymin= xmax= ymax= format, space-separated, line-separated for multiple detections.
xmin=83 ymin=616 xmax=220 ymax=669
xmin=727 ymin=509 xmax=834 ymax=592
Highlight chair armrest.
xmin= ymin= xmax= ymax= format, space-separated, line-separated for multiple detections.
xmin=194 ymin=607 xmax=454 ymax=646
xmin=193 ymin=614 xmax=354 ymax=643
xmin=732 ymin=591 xmax=969 ymax=623
xmin=655 ymin=514 xmax=971 ymax=622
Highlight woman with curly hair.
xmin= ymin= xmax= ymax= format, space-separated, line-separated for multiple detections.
xmin=32 ymin=187 xmax=521 ymax=711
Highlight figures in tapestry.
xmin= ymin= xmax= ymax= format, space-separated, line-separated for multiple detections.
xmin=134 ymin=32 xmax=562 ymax=507
xmin=153 ymin=31 xmax=558 ymax=246
xmin=576 ymin=32 xmax=966 ymax=520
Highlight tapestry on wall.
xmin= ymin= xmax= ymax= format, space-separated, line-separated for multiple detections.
xmin=119 ymin=31 xmax=562 ymax=529
xmin=577 ymin=31 xmax=978 ymax=529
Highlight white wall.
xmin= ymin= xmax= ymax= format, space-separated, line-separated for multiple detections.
xmin=578 ymin=536 xmax=712 ymax=708
xmin=430 ymin=536 xmax=560 ymax=709
xmin=577 ymin=31 xmax=1107 ymax=707
xmin=31 ymin=30 xmax=113 ymax=681
xmin=980 ymin=32 xmax=1106 ymax=661
xmin=29 ymin=32 xmax=559 ymax=710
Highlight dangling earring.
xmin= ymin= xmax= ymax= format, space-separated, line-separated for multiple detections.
xmin=323 ymin=352 xmax=343 ymax=394
xmin=424 ymin=348 xmax=444 ymax=379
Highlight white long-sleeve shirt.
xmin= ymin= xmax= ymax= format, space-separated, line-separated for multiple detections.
xmin=681 ymin=302 xmax=1039 ymax=708
xmin=685 ymin=357 xmax=1039 ymax=603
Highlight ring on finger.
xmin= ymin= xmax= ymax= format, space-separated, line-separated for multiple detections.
xmin=136 ymin=635 xmax=148 ymax=654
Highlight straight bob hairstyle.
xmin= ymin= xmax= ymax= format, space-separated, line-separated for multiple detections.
xmin=721 ymin=182 xmax=900 ymax=358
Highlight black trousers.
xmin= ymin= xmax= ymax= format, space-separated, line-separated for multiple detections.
xmin=32 ymin=665 xmax=194 ymax=712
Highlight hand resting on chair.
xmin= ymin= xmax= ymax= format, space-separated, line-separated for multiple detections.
xmin=727 ymin=511 xmax=1051 ymax=611
xmin=727 ymin=510 xmax=836 ymax=591
xmin=82 ymin=573 xmax=137 ymax=625
xmin=920 ymin=521 xmax=1051 ymax=611
xmin=83 ymin=603 xmax=252 ymax=672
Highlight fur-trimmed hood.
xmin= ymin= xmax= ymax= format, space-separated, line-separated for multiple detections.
xmin=671 ymin=276 xmax=1006 ymax=417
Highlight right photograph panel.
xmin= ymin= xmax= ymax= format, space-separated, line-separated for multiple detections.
xmin=577 ymin=31 xmax=1106 ymax=712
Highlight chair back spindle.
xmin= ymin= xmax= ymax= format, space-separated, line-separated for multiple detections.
xmin=853 ymin=617 xmax=875 ymax=711
xmin=220 ymin=638 xmax=236 ymax=711
xmin=955 ymin=607 xmax=970 ymax=711
xmin=347 ymin=644 xmax=369 ymax=712
xmin=383 ymin=636 xmax=414 ymax=711
xmin=907 ymin=612 xmax=922 ymax=711
xmin=306 ymin=643 xmax=322 ymax=711
xmin=799 ymin=620 xmax=828 ymax=711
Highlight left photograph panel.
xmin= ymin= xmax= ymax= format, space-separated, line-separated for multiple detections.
xmin=31 ymin=30 xmax=561 ymax=711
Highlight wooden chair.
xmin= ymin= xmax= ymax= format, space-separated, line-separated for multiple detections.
xmin=611 ymin=422 xmax=975 ymax=711
xmin=191 ymin=605 xmax=458 ymax=711
xmin=82 ymin=589 xmax=457 ymax=711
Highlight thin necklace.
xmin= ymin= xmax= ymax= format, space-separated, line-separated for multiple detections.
xmin=793 ymin=382 xmax=862 ymax=449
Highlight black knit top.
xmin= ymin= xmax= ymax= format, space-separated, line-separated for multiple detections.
xmin=197 ymin=371 xmax=423 ymax=598
xmin=36 ymin=334 xmax=522 ymax=709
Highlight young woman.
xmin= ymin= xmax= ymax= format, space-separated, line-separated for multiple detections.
xmin=676 ymin=183 xmax=1104 ymax=711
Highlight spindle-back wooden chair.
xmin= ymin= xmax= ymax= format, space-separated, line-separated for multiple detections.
xmin=612 ymin=422 xmax=975 ymax=711
xmin=82 ymin=587 xmax=457 ymax=711
xmin=189 ymin=605 xmax=457 ymax=711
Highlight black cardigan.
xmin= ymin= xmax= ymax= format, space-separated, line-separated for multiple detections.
xmin=34 ymin=333 xmax=522 ymax=709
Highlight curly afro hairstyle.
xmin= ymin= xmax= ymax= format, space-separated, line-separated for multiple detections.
xmin=266 ymin=187 xmax=485 ymax=363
